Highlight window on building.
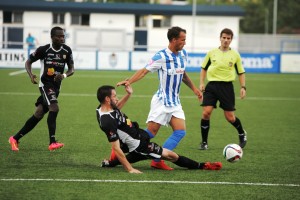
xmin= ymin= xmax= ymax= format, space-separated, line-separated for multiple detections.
xmin=71 ymin=13 xmax=90 ymax=26
xmin=82 ymin=14 xmax=90 ymax=26
xmin=71 ymin=13 xmax=81 ymax=25
xmin=152 ymin=15 xmax=171 ymax=28
xmin=3 ymin=11 xmax=23 ymax=23
xmin=53 ymin=13 xmax=65 ymax=24
xmin=153 ymin=19 xmax=161 ymax=28
xmin=135 ymin=15 xmax=148 ymax=27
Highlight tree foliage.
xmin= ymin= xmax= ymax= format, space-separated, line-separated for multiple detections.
xmin=189 ymin=0 xmax=300 ymax=34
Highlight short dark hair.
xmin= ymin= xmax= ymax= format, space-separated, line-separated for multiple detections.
xmin=167 ymin=26 xmax=186 ymax=42
xmin=51 ymin=26 xmax=64 ymax=37
xmin=97 ymin=85 xmax=115 ymax=103
xmin=220 ymin=28 xmax=234 ymax=39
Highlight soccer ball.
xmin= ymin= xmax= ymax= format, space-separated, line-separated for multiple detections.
xmin=223 ymin=144 xmax=243 ymax=162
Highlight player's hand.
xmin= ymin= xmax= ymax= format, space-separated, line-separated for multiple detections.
xmin=54 ymin=74 xmax=65 ymax=82
xmin=117 ymin=80 xmax=130 ymax=87
xmin=30 ymin=74 xmax=38 ymax=84
xmin=240 ymin=88 xmax=246 ymax=99
xmin=194 ymin=88 xmax=203 ymax=101
xmin=125 ymin=84 xmax=133 ymax=95
xmin=128 ymin=168 xmax=143 ymax=174
xmin=199 ymin=84 xmax=205 ymax=92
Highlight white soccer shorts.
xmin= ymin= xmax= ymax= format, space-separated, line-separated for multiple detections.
xmin=146 ymin=95 xmax=185 ymax=126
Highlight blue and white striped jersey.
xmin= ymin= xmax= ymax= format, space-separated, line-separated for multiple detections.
xmin=145 ymin=48 xmax=188 ymax=107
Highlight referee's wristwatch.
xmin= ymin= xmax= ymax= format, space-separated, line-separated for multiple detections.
xmin=241 ymin=86 xmax=246 ymax=90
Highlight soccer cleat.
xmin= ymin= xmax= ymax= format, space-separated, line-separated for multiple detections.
xmin=239 ymin=130 xmax=247 ymax=148
xmin=9 ymin=136 xmax=19 ymax=151
xmin=151 ymin=160 xmax=173 ymax=170
xmin=101 ymin=159 xmax=110 ymax=167
xmin=203 ymin=162 xmax=222 ymax=170
xmin=198 ymin=142 xmax=208 ymax=150
xmin=48 ymin=142 xmax=64 ymax=151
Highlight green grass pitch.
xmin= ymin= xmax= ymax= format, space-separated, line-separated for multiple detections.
xmin=0 ymin=69 xmax=299 ymax=200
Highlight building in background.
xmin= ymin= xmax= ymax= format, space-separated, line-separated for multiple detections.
xmin=0 ymin=0 xmax=244 ymax=52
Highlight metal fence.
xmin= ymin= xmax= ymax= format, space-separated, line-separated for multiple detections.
xmin=239 ymin=34 xmax=300 ymax=53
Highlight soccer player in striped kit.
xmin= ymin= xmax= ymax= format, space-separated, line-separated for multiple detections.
xmin=117 ymin=26 xmax=202 ymax=170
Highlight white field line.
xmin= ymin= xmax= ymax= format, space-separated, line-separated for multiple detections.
xmin=0 ymin=91 xmax=300 ymax=101
xmin=59 ymin=74 xmax=300 ymax=82
xmin=8 ymin=69 xmax=27 ymax=76
xmin=0 ymin=178 xmax=299 ymax=187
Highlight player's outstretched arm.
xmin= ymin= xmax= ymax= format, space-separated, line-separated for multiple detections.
xmin=116 ymin=84 xmax=133 ymax=109
xmin=117 ymin=68 xmax=149 ymax=86
xmin=111 ymin=140 xmax=142 ymax=174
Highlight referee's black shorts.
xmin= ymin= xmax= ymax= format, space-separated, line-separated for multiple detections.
xmin=201 ymin=81 xmax=235 ymax=111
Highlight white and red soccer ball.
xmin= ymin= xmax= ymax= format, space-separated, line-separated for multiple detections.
xmin=223 ymin=144 xmax=243 ymax=162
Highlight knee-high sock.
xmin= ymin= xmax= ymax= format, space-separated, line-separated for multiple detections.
xmin=230 ymin=117 xmax=245 ymax=134
xmin=14 ymin=115 xmax=41 ymax=140
xmin=145 ymin=129 xmax=155 ymax=139
xmin=47 ymin=111 xmax=58 ymax=144
xmin=152 ymin=130 xmax=186 ymax=162
xmin=173 ymin=155 xmax=205 ymax=169
xmin=163 ymin=130 xmax=186 ymax=150
xmin=201 ymin=119 xmax=210 ymax=143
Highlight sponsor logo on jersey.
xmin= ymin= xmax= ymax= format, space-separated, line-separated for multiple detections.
xmin=126 ymin=119 xmax=132 ymax=127
xmin=167 ymin=68 xmax=185 ymax=75
xmin=47 ymin=68 xmax=55 ymax=76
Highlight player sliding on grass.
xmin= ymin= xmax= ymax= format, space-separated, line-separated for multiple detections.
xmin=96 ymin=84 xmax=222 ymax=173
xmin=9 ymin=26 xmax=74 ymax=151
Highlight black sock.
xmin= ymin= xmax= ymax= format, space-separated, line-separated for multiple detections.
xmin=173 ymin=155 xmax=202 ymax=169
xmin=47 ymin=111 xmax=58 ymax=144
xmin=14 ymin=115 xmax=41 ymax=141
xmin=231 ymin=117 xmax=245 ymax=134
xmin=201 ymin=119 xmax=210 ymax=143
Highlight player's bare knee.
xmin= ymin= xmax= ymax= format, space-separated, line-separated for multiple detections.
xmin=226 ymin=116 xmax=235 ymax=123
xmin=34 ymin=110 xmax=44 ymax=119
xmin=202 ymin=112 xmax=211 ymax=119
xmin=162 ymin=149 xmax=178 ymax=162
xmin=49 ymin=103 xmax=59 ymax=112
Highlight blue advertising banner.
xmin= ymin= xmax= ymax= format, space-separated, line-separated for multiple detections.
xmin=241 ymin=53 xmax=280 ymax=73
xmin=186 ymin=53 xmax=205 ymax=72
xmin=186 ymin=53 xmax=280 ymax=73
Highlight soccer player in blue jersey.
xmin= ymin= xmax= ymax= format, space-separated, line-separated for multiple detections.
xmin=199 ymin=28 xmax=247 ymax=150
xmin=117 ymin=26 xmax=202 ymax=170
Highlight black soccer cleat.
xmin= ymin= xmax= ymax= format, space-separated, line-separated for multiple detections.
xmin=239 ymin=130 xmax=247 ymax=148
xmin=101 ymin=159 xmax=110 ymax=167
xmin=198 ymin=142 xmax=208 ymax=150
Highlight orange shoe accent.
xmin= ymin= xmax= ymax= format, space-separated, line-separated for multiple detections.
xmin=9 ymin=136 xmax=19 ymax=151
xmin=151 ymin=160 xmax=173 ymax=170
xmin=109 ymin=148 xmax=117 ymax=161
xmin=203 ymin=162 xmax=222 ymax=170
xmin=48 ymin=142 xmax=64 ymax=151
